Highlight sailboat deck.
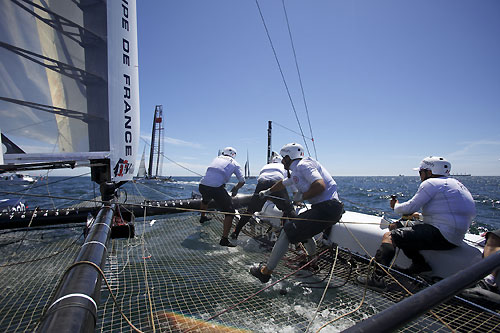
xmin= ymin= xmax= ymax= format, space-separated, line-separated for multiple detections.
xmin=0 ymin=213 xmax=499 ymax=332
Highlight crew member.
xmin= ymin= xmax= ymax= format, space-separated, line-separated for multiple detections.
xmin=230 ymin=154 xmax=295 ymax=240
xmin=359 ymin=156 xmax=476 ymax=290
xmin=199 ymin=147 xmax=245 ymax=247
xmin=250 ymin=143 xmax=343 ymax=283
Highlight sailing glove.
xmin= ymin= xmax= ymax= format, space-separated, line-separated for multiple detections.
xmin=292 ymin=192 xmax=303 ymax=202
xmin=230 ymin=187 xmax=239 ymax=197
xmin=259 ymin=189 xmax=271 ymax=198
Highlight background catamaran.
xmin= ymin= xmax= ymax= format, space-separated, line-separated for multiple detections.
xmin=134 ymin=105 xmax=175 ymax=182
xmin=0 ymin=1 xmax=499 ymax=333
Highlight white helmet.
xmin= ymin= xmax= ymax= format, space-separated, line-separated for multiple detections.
xmin=222 ymin=147 xmax=237 ymax=158
xmin=271 ymin=155 xmax=282 ymax=163
xmin=414 ymin=156 xmax=451 ymax=176
xmin=280 ymin=143 xmax=304 ymax=160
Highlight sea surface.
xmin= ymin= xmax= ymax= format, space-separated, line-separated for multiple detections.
xmin=3 ymin=175 xmax=500 ymax=232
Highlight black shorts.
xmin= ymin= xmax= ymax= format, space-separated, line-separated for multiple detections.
xmin=283 ymin=199 xmax=344 ymax=244
xmin=199 ymin=184 xmax=235 ymax=214
xmin=391 ymin=223 xmax=456 ymax=251
xmin=486 ymin=229 xmax=500 ymax=241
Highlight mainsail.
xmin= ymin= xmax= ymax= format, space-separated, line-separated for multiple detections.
xmin=136 ymin=147 xmax=147 ymax=178
xmin=0 ymin=0 xmax=140 ymax=182
xmin=244 ymin=150 xmax=250 ymax=179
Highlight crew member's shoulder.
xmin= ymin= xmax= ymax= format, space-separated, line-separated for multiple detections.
xmin=421 ymin=176 xmax=452 ymax=188
xmin=296 ymin=157 xmax=319 ymax=169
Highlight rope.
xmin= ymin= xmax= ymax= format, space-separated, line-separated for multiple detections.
xmin=305 ymin=245 xmax=339 ymax=332
xmin=38 ymin=260 xmax=144 ymax=333
xmin=140 ymin=137 xmax=203 ymax=177
xmin=0 ymin=229 xmax=83 ymax=268
xmin=339 ymin=222 xmax=456 ymax=332
xmin=183 ymin=248 xmax=330 ymax=333
xmin=139 ymin=207 xmax=156 ymax=333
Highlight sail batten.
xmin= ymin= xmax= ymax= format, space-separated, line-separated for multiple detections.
xmin=0 ymin=0 xmax=140 ymax=181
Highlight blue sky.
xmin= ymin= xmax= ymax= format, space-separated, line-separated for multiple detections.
xmin=136 ymin=0 xmax=500 ymax=177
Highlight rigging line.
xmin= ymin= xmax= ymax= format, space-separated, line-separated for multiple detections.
xmin=133 ymin=180 xmax=178 ymax=200
xmin=140 ymin=138 xmax=202 ymax=177
xmin=37 ymin=260 xmax=144 ymax=333
xmin=305 ymin=245 xmax=339 ymax=333
xmin=8 ymin=172 xmax=91 ymax=193
xmin=184 ymin=248 xmax=331 ymax=333
xmin=0 ymin=231 xmax=83 ymax=267
xmin=339 ymin=224 xmax=456 ymax=332
xmin=281 ymin=0 xmax=318 ymax=160
xmin=139 ymin=211 xmax=156 ymax=332
xmin=273 ymin=121 xmax=312 ymax=140
xmin=254 ymin=0 xmax=311 ymax=155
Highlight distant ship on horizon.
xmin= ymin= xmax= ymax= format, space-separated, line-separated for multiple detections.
xmin=451 ymin=173 xmax=472 ymax=176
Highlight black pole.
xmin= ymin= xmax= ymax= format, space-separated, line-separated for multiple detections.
xmin=148 ymin=106 xmax=157 ymax=178
xmin=36 ymin=204 xmax=115 ymax=332
xmin=267 ymin=120 xmax=272 ymax=163
xmin=154 ymin=105 xmax=163 ymax=177
xmin=342 ymin=250 xmax=500 ymax=333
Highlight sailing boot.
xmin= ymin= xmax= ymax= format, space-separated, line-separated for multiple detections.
xmin=219 ymin=237 xmax=236 ymax=247
xmin=399 ymin=248 xmax=432 ymax=275
xmin=200 ymin=215 xmax=211 ymax=224
xmin=356 ymin=274 xmax=387 ymax=292
xmin=356 ymin=243 xmax=395 ymax=291
xmin=250 ymin=264 xmax=271 ymax=283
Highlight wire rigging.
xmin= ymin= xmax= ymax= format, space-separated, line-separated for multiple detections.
xmin=273 ymin=121 xmax=312 ymax=140
xmin=281 ymin=0 xmax=318 ymax=160
xmin=255 ymin=0 xmax=311 ymax=156
xmin=140 ymin=137 xmax=202 ymax=177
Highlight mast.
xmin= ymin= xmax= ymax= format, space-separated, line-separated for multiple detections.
xmin=245 ymin=150 xmax=250 ymax=178
xmin=267 ymin=121 xmax=272 ymax=163
xmin=148 ymin=105 xmax=163 ymax=178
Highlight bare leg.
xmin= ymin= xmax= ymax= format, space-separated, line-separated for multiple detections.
xmin=264 ymin=231 xmax=291 ymax=273
xmin=200 ymin=202 xmax=208 ymax=218
xmin=222 ymin=214 xmax=233 ymax=238
xmin=484 ymin=233 xmax=500 ymax=284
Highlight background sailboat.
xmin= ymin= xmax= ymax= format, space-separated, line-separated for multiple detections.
xmin=134 ymin=147 xmax=148 ymax=179
xmin=136 ymin=105 xmax=174 ymax=182
xmin=244 ymin=149 xmax=255 ymax=179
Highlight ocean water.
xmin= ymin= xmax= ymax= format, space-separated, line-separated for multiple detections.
xmin=4 ymin=175 xmax=500 ymax=231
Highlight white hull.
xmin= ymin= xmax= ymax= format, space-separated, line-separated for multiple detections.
xmin=259 ymin=202 xmax=484 ymax=279
xmin=0 ymin=173 xmax=37 ymax=184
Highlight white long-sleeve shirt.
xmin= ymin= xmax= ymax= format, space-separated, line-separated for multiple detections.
xmin=200 ymin=155 xmax=245 ymax=187
xmin=394 ymin=177 xmax=476 ymax=246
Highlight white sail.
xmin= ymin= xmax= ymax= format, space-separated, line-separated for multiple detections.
xmin=0 ymin=0 xmax=140 ymax=181
xmin=107 ymin=0 xmax=140 ymax=181
xmin=137 ymin=148 xmax=147 ymax=178
xmin=244 ymin=150 xmax=250 ymax=178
